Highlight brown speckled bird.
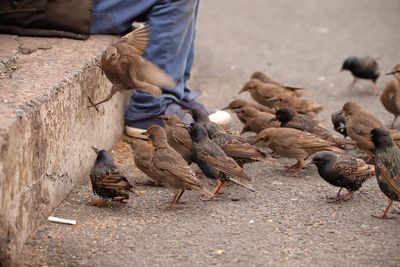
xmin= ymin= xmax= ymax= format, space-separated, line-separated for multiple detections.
xmin=160 ymin=115 xmax=193 ymax=164
xmin=267 ymin=95 xmax=322 ymax=117
xmin=251 ymin=71 xmax=305 ymax=92
xmin=274 ymin=107 xmax=354 ymax=148
xmin=239 ymin=79 xmax=301 ymax=108
xmin=190 ymin=123 xmax=255 ymax=198
xmin=130 ymin=125 xmax=210 ymax=207
xmin=205 ymin=122 xmax=272 ymax=167
xmin=256 ymin=128 xmax=343 ymax=176
xmin=222 ymin=99 xmax=274 ymax=124
xmin=380 ymin=64 xmax=400 ymax=128
xmin=89 ymin=147 xmax=134 ymax=206
xmin=88 ymin=24 xmax=176 ymax=109
xmin=306 ymin=151 xmax=374 ymax=203
xmin=371 ymin=127 xmax=400 ymax=219
xmin=233 ymin=106 xmax=279 ymax=134
xmin=340 ymin=101 xmax=383 ymax=155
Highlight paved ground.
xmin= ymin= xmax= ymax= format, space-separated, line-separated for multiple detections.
xmin=19 ymin=0 xmax=400 ymax=266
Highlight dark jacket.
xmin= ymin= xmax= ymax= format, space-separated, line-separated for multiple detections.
xmin=0 ymin=0 xmax=94 ymax=39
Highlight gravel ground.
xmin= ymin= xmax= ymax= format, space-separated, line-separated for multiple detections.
xmin=19 ymin=0 xmax=400 ymax=266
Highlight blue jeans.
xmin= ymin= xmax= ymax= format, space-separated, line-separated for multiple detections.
xmin=91 ymin=0 xmax=200 ymax=124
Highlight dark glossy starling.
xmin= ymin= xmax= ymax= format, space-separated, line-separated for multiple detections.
xmin=341 ymin=56 xmax=380 ymax=92
xmin=88 ymin=24 xmax=176 ymax=109
xmin=371 ymin=127 xmax=400 ymax=219
xmin=160 ymin=115 xmax=193 ymax=164
xmin=233 ymin=106 xmax=278 ymax=134
xmin=274 ymin=107 xmax=354 ymax=147
xmin=331 ymin=110 xmax=347 ymax=138
xmin=205 ymin=122 xmax=272 ymax=167
xmin=89 ymin=147 xmax=134 ymax=206
xmin=255 ymin=128 xmax=343 ymax=176
xmin=189 ymin=123 xmax=255 ymax=198
xmin=308 ymin=151 xmax=374 ymax=203
xmin=380 ymin=64 xmax=400 ymax=128
xmin=137 ymin=125 xmax=210 ymax=207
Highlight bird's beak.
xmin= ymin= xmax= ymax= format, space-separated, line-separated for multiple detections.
xmin=176 ymin=123 xmax=187 ymax=129
xmin=221 ymin=106 xmax=230 ymax=111
xmin=337 ymin=109 xmax=344 ymax=115
xmin=386 ymin=71 xmax=395 ymax=76
xmin=141 ymin=131 xmax=149 ymax=137
xmin=303 ymin=158 xmax=313 ymax=167
xmin=239 ymin=87 xmax=247 ymax=94
xmin=91 ymin=146 xmax=100 ymax=154
xmin=270 ymin=117 xmax=278 ymax=122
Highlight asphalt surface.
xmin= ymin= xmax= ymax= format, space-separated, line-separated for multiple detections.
xmin=19 ymin=0 xmax=400 ymax=266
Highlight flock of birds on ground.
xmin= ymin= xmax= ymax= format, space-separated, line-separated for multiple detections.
xmin=86 ymin=24 xmax=400 ymax=219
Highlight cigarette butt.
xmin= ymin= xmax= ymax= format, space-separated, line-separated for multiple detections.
xmin=48 ymin=216 xmax=76 ymax=225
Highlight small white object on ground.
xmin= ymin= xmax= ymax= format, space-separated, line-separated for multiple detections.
xmin=48 ymin=216 xmax=76 ymax=225
xmin=209 ymin=110 xmax=231 ymax=125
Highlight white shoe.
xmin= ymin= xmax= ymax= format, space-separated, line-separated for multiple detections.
xmin=125 ymin=110 xmax=231 ymax=138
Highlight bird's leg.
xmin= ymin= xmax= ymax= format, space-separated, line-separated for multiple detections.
xmin=326 ymin=187 xmax=343 ymax=202
xmin=391 ymin=115 xmax=398 ymax=129
xmin=372 ymin=198 xmax=394 ymax=219
xmin=372 ymin=82 xmax=380 ymax=95
xmin=327 ymin=189 xmax=354 ymax=203
xmin=205 ymin=180 xmax=225 ymax=200
xmin=87 ymin=89 xmax=117 ymax=109
xmin=168 ymin=193 xmax=180 ymax=208
xmin=350 ymin=77 xmax=358 ymax=88
xmin=88 ymin=198 xmax=108 ymax=207
xmin=175 ymin=190 xmax=185 ymax=204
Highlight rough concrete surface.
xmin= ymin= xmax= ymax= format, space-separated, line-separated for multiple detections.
xmin=0 ymin=34 xmax=132 ymax=266
xmin=14 ymin=0 xmax=400 ymax=266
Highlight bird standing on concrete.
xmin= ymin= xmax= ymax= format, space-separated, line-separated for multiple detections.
xmin=340 ymin=56 xmax=380 ymax=93
xmin=233 ymin=106 xmax=278 ymax=134
xmin=88 ymin=24 xmax=176 ymax=109
xmin=371 ymin=127 xmax=400 ymax=219
xmin=331 ymin=110 xmax=347 ymax=138
xmin=239 ymin=79 xmax=301 ymax=107
xmin=307 ymin=151 xmax=374 ymax=203
xmin=380 ymin=64 xmax=400 ymax=128
xmin=189 ymin=123 xmax=255 ymax=198
xmin=89 ymin=147 xmax=134 ymax=206
xmin=255 ymin=128 xmax=343 ymax=176
xmin=160 ymin=115 xmax=193 ymax=164
xmin=251 ymin=71 xmax=305 ymax=92
xmin=134 ymin=125 xmax=210 ymax=207
xmin=274 ymin=107 xmax=354 ymax=147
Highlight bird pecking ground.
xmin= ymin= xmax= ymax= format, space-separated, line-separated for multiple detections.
xmin=19 ymin=0 xmax=400 ymax=266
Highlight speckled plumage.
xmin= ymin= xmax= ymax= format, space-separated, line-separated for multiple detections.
xmin=275 ymin=107 xmax=353 ymax=147
xmin=310 ymin=151 xmax=374 ymax=202
xmin=90 ymin=148 xmax=134 ymax=205
xmin=268 ymin=95 xmax=322 ymax=117
xmin=190 ymin=123 xmax=255 ymax=196
xmin=371 ymin=127 xmax=400 ymax=218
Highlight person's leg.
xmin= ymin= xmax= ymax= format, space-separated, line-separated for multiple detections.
xmin=125 ymin=0 xmax=199 ymax=127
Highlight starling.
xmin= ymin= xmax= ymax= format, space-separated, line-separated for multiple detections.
xmin=222 ymin=99 xmax=274 ymax=124
xmin=371 ymin=127 xmax=400 ymax=219
xmin=139 ymin=125 xmax=210 ymax=207
xmin=160 ymin=115 xmax=193 ymax=164
xmin=189 ymin=123 xmax=255 ymax=198
xmin=251 ymin=71 xmax=305 ymax=92
xmin=88 ymin=24 xmax=176 ymax=109
xmin=205 ymin=122 xmax=272 ymax=167
xmin=340 ymin=56 xmax=380 ymax=92
xmin=274 ymin=107 xmax=354 ymax=147
xmin=267 ymin=95 xmax=323 ymax=117
xmin=307 ymin=151 xmax=374 ymax=203
xmin=340 ymin=101 xmax=383 ymax=155
xmin=255 ymin=128 xmax=343 ymax=176
xmin=380 ymin=64 xmax=400 ymax=128
xmin=89 ymin=147 xmax=134 ymax=206
xmin=232 ymin=106 xmax=279 ymax=134
xmin=331 ymin=110 xmax=347 ymax=138
xmin=239 ymin=79 xmax=300 ymax=108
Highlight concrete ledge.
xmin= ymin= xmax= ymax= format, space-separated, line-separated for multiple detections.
xmin=0 ymin=35 xmax=129 ymax=266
